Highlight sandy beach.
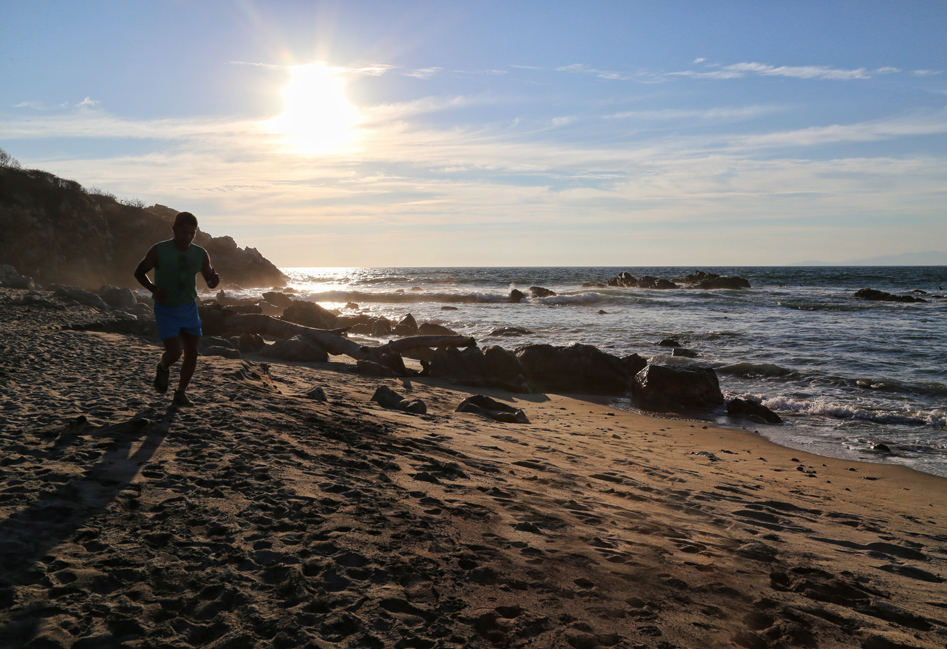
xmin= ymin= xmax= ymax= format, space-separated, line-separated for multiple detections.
xmin=1 ymin=288 xmax=945 ymax=649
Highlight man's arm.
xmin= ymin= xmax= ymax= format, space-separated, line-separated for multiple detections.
xmin=134 ymin=245 xmax=164 ymax=300
xmin=201 ymin=251 xmax=220 ymax=289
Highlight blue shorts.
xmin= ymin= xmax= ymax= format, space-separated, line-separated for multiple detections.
xmin=154 ymin=301 xmax=202 ymax=340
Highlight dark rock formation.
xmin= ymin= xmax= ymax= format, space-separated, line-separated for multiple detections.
xmin=96 ymin=285 xmax=137 ymax=309
xmin=393 ymin=314 xmax=419 ymax=336
xmin=605 ymin=269 xmax=750 ymax=291
xmin=515 ymin=343 xmax=646 ymax=396
xmin=262 ymin=291 xmax=295 ymax=309
xmin=238 ymin=332 xmax=266 ymax=353
xmin=282 ymin=301 xmax=339 ymax=329
xmin=0 ymin=264 xmax=35 ymax=289
xmin=727 ymin=398 xmax=782 ymax=424
xmin=607 ymin=272 xmax=637 ymax=288
xmin=428 ymin=346 xmax=534 ymax=393
xmin=529 ymin=286 xmax=557 ymax=298
xmin=0 ymin=166 xmax=287 ymax=289
xmin=418 ymin=322 xmax=457 ymax=336
xmin=370 ymin=385 xmax=426 ymax=414
xmin=259 ymin=335 xmax=329 ymax=363
xmin=510 ymin=289 xmax=526 ymax=303
xmin=854 ymin=288 xmax=927 ymax=303
xmin=658 ymin=339 xmax=683 ymax=348
xmin=672 ymin=348 xmax=699 ymax=358
xmin=632 ymin=364 xmax=724 ymax=412
xmin=357 ymin=360 xmax=401 ymax=378
xmin=456 ymin=395 xmax=529 ymax=424
xmin=490 ymin=327 xmax=533 ymax=337
xmin=52 ymin=285 xmax=108 ymax=308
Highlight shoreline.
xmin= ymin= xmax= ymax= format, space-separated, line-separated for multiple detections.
xmin=2 ymin=290 xmax=946 ymax=648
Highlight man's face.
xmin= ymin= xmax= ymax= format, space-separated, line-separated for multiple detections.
xmin=172 ymin=224 xmax=197 ymax=249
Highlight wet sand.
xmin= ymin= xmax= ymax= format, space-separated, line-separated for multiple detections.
xmin=1 ymin=288 xmax=945 ymax=648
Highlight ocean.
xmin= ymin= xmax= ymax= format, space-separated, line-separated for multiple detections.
xmin=228 ymin=266 xmax=947 ymax=478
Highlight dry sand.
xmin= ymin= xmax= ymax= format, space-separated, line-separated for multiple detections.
xmin=1 ymin=288 xmax=945 ymax=649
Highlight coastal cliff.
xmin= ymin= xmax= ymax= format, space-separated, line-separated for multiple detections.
xmin=0 ymin=164 xmax=287 ymax=289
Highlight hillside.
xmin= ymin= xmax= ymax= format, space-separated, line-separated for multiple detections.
xmin=0 ymin=164 xmax=287 ymax=289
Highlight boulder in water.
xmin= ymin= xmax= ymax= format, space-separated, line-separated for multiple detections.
xmin=529 ymin=286 xmax=556 ymax=298
xmin=854 ymin=288 xmax=927 ymax=303
xmin=727 ymin=398 xmax=782 ymax=424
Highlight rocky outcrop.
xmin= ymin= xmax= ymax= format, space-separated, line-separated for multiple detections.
xmin=529 ymin=286 xmax=556 ymax=298
xmin=0 ymin=264 xmax=34 ymax=289
xmin=631 ymin=364 xmax=724 ymax=412
xmin=605 ymin=269 xmax=750 ymax=290
xmin=282 ymin=301 xmax=339 ymax=329
xmin=515 ymin=343 xmax=646 ymax=396
xmin=854 ymin=288 xmax=927 ymax=303
xmin=0 ymin=166 xmax=287 ymax=289
xmin=428 ymin=345 xmax=534 ymax=393
xmin=727 ymin=398 xmax=782 ymax=424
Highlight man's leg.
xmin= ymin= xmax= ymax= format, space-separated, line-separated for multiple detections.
xmin=177 ymin=332 xmax=200 ymax=392
xmin=155 ymin=336 xmax=183 ymax=394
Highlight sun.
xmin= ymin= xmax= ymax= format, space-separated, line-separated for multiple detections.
xmin=271 ymin=64 xmax=359 ymax=155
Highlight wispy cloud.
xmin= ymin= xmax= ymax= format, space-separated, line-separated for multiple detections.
xmin=403 ymin=67 xmax=442 ymax=80
xmin=913 ymin=69 xmax=943 ymax=76
xmin=557 ymin=63 xmax=631 ymax=81
xmin=606 ymin=106 xmax=780 ymax=122
xmin=672 ymin=61 xmax=872 ymax=81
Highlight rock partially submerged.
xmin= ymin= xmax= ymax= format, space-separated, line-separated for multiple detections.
xmin=854 ymin=288 xmax=927 ymax=303
xmin=606 ymin=269 xmax=750 ymax=290
xmin=727 ymin=398 xmax=782 ymax=424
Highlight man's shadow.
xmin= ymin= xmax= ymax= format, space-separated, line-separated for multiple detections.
xmin=0 ymin=405 xmax=177 ymax=636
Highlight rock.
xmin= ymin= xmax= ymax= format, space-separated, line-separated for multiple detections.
xmin=238 ymin=332 xmax=266 ymax=353
xmin=428 ymin=346 xmax=534 ymax=393
xmin=371 ymin=318 xmax=392 ymax=337
xmin=203 ymin=346 xmax=241 ymax=359
xmin=727 ymin=398 xmax=782 ymax=424
xmin=305 ymin=386 xmax=328 ymax=401
xmin=201 ymin=335 xmax=237 ymax=350
xmin=197 ymin=305 xmax=227 ymax=336
xmin=370 ymin=385 xmax=427 ymax=414
xmin=854 ymin=288 xmax=927 ymax=303
xmin=441 ymin=306 xmax=458 ymax=311
xmin=356 ymin=360 xmax=400 ymax=378
xmin=516 ymin=343 xmax=646 ymax=396
xmin=262 ymin=291 xmax=294 ymax=309
xmin=418 ymin=322 xmax=457 ymax=336
xmin=456 ymin=395 xmax=529 ymax=424
xmin=655 ymin=279 xmax=679 ymax=289
xmin=509 ymin=289 xmax=526 ymax=303
xmin=529 ymin=286 xmax=556 ymax=298
xmin=224 ymin=304 xmax=263 ymax=315
xmin=257 ymin=301 xmax=282 ymax=316
xmin=490 ymin=327 xmax=532 ymax=337
xmin=96 ymin=285 xmax=137 ymax=308
xmin=607 ymin=272 xmax=637 ymax=288
xmin=51 ymin=285 xmax=108 ymax=308
xmin=345 ymin=302 xmax=359 ymax=309
xmin=259 ymin=335 xmax=329 ymax=363
xmin=658 ymin=338 xmax=682 ymax=347
xmin=393 ymin=313 xmax=419 ymax=336
xmin=632 ymin=364 xmax=725 ymax=412
xmin=282 ymin=301 xmax=339 ymax=329
xmin=672 ymin=348 xmax=699 ymax=358
xmin=0 ymin=265 xmax=35 ymax=289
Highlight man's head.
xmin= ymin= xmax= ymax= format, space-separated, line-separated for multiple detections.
xmin=172 ymin=212 xmax=198 ymax=250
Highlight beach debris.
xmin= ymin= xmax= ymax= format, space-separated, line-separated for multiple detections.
xmin=727 ymin=398 xmax=782 ymax=424
xmin=854 ymin=288 xmax=927 ymax=303
xmin=632 ymin=364 xmax=724 ymax=412
xmin=456 ymin=394 xmax=529 ymax=424
xmin=370 ymin=385 xmax=427 ymax=414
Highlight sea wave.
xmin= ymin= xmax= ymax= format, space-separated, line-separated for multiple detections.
xmin=717 ymin=362 xmax=796 ymax=378
xmin=760 ymin=396 xmax=946 ymax=428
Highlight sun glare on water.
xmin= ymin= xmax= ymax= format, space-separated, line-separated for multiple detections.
xmin=270 ymin=64 xmax=359 ymax=155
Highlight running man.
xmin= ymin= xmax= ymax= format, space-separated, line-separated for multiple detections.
xmin=134 ymin=212 xmax=220 ymax=406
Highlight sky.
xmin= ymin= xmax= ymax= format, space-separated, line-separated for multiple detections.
xmin=2 ymin=0 xmax=946 ymax=268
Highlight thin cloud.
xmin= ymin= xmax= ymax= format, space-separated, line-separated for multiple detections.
xmin=607 ymin=106 xmax=779 ymax=122
xmin=913 ymin=69 xmax=943 ymax=76
xmin=671 ymin=61 xmax=871 ymax=81
xmin=557 ymin=63 xmax=631 ymax=81
xmin=403 ymin=67 xmax=443 ymax=80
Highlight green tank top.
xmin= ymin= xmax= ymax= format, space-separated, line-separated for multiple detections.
xmin=154 ymin=240 xmax=207 ymax=307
